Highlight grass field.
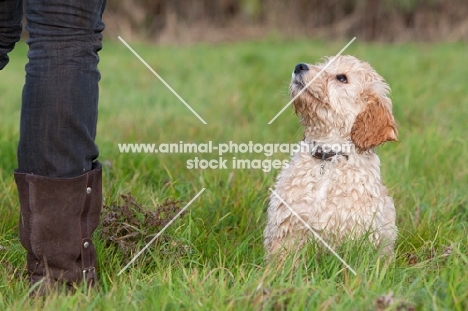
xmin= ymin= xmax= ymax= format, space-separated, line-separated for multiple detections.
xmin=0 ymin=37 xmax=467 ymax=310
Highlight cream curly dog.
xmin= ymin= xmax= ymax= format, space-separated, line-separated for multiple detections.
xmin=264 ymin=55 xmax=398 ymax=261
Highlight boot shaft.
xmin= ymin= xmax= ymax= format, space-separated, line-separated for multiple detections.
xmin=14 ymin=162 xmax=102 ymax=292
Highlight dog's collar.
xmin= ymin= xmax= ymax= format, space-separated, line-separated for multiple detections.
xmin=310 ymin=146 xmax=349 ymax=161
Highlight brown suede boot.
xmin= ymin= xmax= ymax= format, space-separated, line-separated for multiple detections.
xmin=14 ymin=162 xmax=102 ymax=296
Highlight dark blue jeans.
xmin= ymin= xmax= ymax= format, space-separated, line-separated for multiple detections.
xmin=0 ymin=0 xmax=106 ymax=177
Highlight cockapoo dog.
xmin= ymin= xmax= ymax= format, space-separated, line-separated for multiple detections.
xmin=264 ymin=55 xmax=398 ymax=261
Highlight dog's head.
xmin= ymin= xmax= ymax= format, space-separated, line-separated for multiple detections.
xmin=290 ymin=55 xmax=397 ymax=152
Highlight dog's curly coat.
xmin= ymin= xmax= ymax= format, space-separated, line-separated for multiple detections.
xmin=264 ymin=55 xmax=398 ymax=260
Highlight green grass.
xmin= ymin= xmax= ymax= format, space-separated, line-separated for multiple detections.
xmin=1 ymin=38 xmax=467 ymax=310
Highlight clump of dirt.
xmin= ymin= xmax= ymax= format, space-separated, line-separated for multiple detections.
xmin=101 ymin=194 xmax=188 ymax=260
xmin=375 ymin=292 xmax=415 ymax=311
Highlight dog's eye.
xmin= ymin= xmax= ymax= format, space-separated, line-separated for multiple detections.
xmin=336 ymin=74 xmax=348 ymax=83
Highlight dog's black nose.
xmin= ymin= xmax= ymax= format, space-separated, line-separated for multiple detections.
xmin=294 ymin=63 xmax=309 ymax=74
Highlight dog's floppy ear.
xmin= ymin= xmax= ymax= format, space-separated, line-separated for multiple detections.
xmin=351 ymin=91 xmax=397 ymax=152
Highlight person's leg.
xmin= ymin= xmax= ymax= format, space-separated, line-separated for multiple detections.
xmin=14 ymin=0 xmax=107 ymax=295
xmin=19 ymin=0 xmax=107 ymax=177
xmin=0 ymin=0 xmax=23 ymax=70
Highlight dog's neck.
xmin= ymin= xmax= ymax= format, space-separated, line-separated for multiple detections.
xmin=302 ymin=124 xmax=355 ymax=160
xmin=301 ymin=108 xmax=354 ymax=136
xmin=303 ymin=126 xmax=352 ymax=145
